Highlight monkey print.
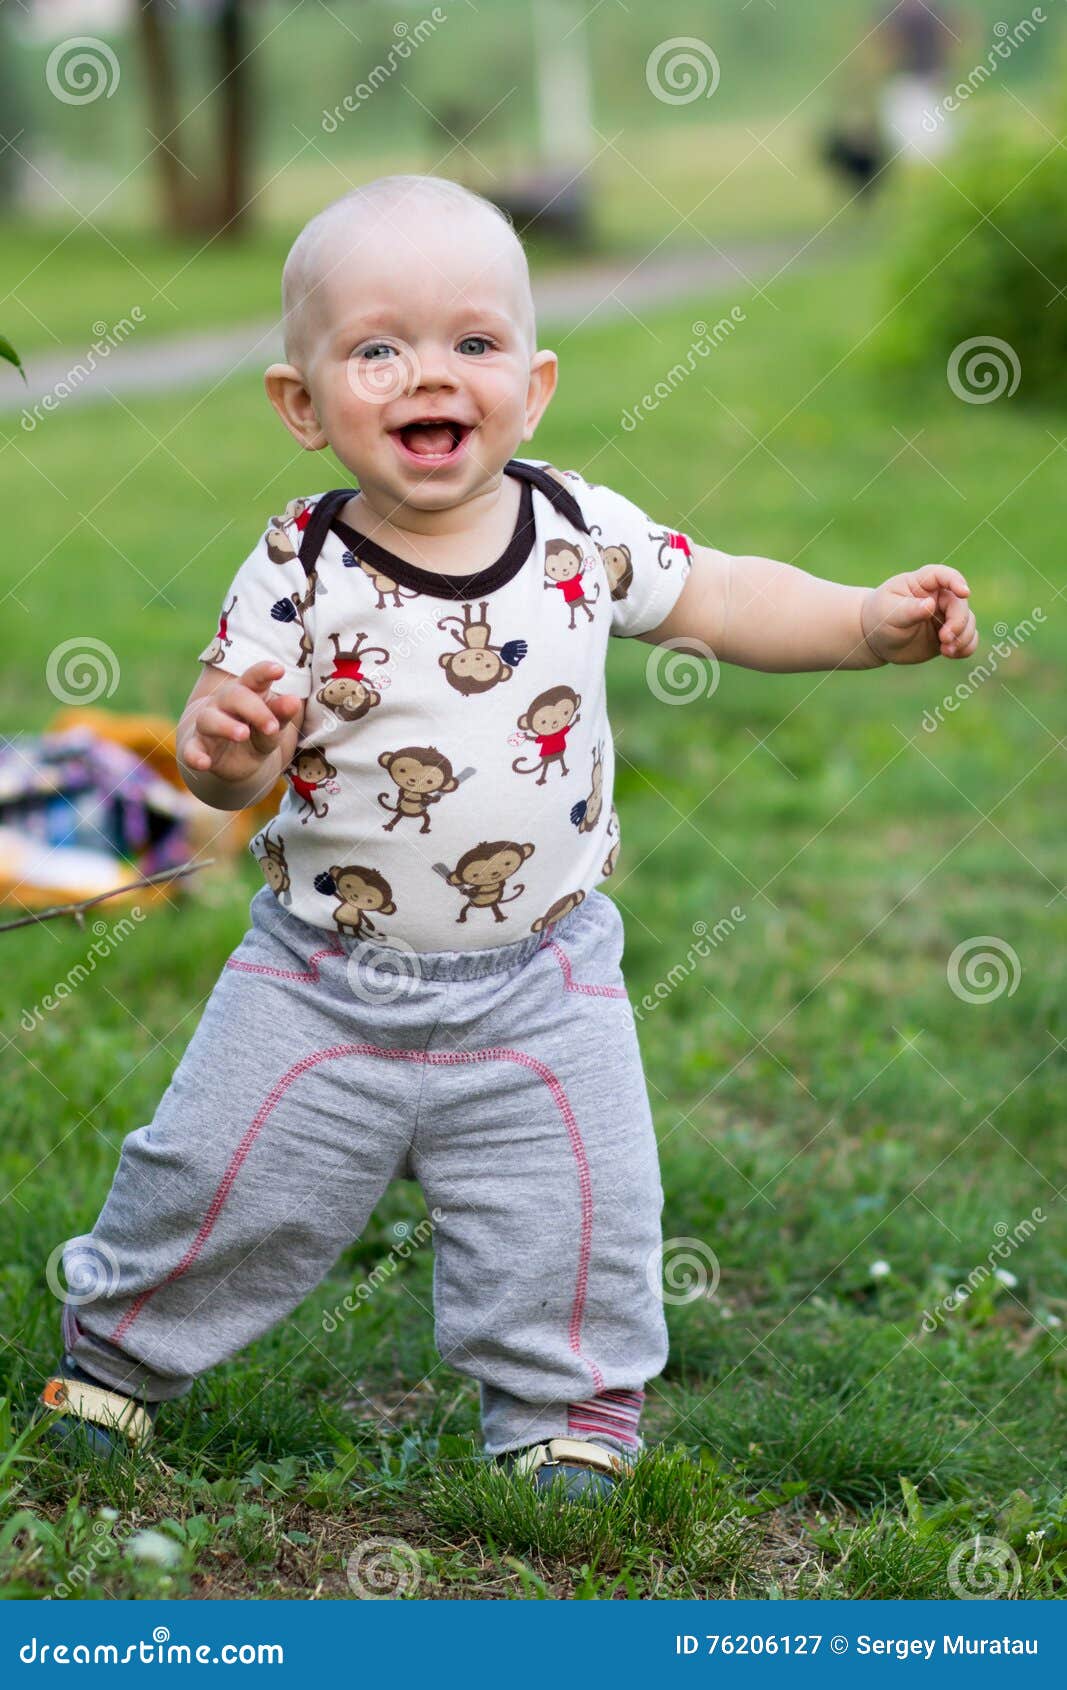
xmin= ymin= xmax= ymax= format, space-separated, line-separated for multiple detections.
xmin=601 ymin=804 xmax=621 ymax=878
xmin=313 ymin=864 xmax=396 ymax=939
xmin=315 ymin=631 xmax=390 ymax=722
xmin=286 ymin=746 xmax=337 ymax=823
xmin=436 ymin=839 xmax=534 ymax=924
xmin=650 ymin=528 xmax=693 ymax=569
xmin=530 ymin=890 xmax=586 ymax=933
xmin=511 ymin=685 xmax=582 ymax=784
xmin=438 ymin=602 xmax=527 ymax=696
xmin=202 ymin=595 xmax=237 ymax=667
xmin=543 ymin=539 xmax=600 ymax=629
xmin=345 ymin=554 xmax=420 ymax=611
xmin=569 ymin=740 xmax=605 ymax=834
xmin=377 ymin=745 xmax=464 ymax=834
xmin=252 ymin=822 xmax=292 ymax=905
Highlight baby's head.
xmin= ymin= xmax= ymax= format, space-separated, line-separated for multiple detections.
xmin=265 ymin=175 xmax=557 ymax=518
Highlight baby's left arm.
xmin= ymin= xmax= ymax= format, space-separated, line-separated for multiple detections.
xmin=638 ymin=542 xmax=978 ymax=671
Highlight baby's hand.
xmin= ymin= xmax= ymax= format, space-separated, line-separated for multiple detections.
xmin=861 ymin=566 xmax=977 ymax=666
xmin=181 ymin=660 xmax=304 ymax=786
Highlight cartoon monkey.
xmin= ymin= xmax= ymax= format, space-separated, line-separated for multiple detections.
xmin=286 ymin=746 xmax=336 ymax=823
xmin=252 ymin=821 xmax=292 ymax=905
xmin=650 ymin=528 xmax=693 ymax=569
xmin=569 ymin=740 xmax=605 ymax=834
xmin=202 ymin=594 xmax=237 ymax=666
xmin=438 ymin=601 xmax=527 ymax=696
xmin=269 ymin=589 xmax=315 ymax=670
xmin=347 ymin=555 xmax=420 ymax=611
xmin=377 ymin=745 xmax=462 ymax=834
xmin=438 ymin=839 xmax=534 ymax=924
xmin=315 ymin=631 xmax=390 ymax=722
xmin=543 ymin=538 xmax=599 ymax=629
xmin=265 ymin=499 xmax=314 ymax=564
xmin=512 ymin=685 xmax=582 ymax=784
xmin=530 ymin=890 xmax=586 ymax=933
xmin=601 ymin=804 xmax=621 ymax=878
xmin=314 ymin=864 xmax=396 ymax=939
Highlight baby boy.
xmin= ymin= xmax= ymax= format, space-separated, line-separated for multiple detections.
xmin=41 ymin=174 xmax=977 ymax=1501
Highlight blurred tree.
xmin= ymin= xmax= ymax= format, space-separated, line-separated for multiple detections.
xmin=0 ymin=0 xmax=30 ymax=210
xmin=137 ymin=0 xmax=296 ymax=238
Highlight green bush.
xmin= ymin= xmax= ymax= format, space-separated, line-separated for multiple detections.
xmin=873 ymin=105 xmax=1067 ymax=404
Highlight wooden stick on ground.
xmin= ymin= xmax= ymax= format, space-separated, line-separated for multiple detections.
xmin=0 ymin=858 xmax=215 ymax=934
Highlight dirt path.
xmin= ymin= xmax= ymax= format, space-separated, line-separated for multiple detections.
xmin=1 ymin=229 xmax=845 ymax=416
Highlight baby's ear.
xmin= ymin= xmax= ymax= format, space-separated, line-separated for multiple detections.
xmin=521 ymin=349 xmax=558 ymax=440
xmin=264 ymin=364 xmax=328 ymax=451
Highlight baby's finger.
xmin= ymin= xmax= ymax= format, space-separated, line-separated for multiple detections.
xmin=912 ymin=564 xmax=970 ymax=599
xmin=181 ymin=730 xmax=214 ymax=770
xmin=265 ymin=690 xmax=303 ymax=725
xmin=195 ymin=703 xmax=254 ymax=744
xmin=216 ymin=683 xmax=281 ymax=738
xmin=940 ymin=608 xmax=977 ymax=654
xmin=240 ymin=660 xmax=286 ymax=695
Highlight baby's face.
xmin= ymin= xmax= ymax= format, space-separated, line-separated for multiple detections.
xmin=293 ymin=207 xmax=554 ymax=515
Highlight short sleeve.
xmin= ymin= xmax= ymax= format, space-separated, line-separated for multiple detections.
xmin=558 ymin=473 xmax=694 ymax=639
xmin=196 ymin=503 xmax=319 ymax=696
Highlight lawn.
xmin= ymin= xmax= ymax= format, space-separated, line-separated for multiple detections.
xmin=0 ymin=240 xmax=1064 ymax=1599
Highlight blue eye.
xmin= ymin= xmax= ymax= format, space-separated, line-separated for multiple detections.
xmin=358 ymin=342 xmax=395 ymax=360
xmin=458 ymin=335 xmax=491 ymax=356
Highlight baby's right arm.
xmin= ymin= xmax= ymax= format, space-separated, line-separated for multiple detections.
xmin=176 ymin=659 xmax=305 ymax=811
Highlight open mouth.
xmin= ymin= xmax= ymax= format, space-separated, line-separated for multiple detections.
xmin=390 ymin=419 xmax=473 ymax=467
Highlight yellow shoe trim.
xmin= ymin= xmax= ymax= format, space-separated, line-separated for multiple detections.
xmin=512 ymin=1437 xmax=624 ymax=1478
xmin=40 ymin=1377 xmax=153 ymax=1448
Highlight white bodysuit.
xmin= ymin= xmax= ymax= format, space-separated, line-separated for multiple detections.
xmin=197 ymin=458 xmax=693 ymax=951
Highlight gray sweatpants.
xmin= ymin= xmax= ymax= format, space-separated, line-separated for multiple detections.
xmin=61 ymin=885 xmax=668 ymax=1456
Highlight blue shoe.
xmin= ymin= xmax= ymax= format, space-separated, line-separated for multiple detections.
xmin=503 ymin=1437 xmax=625 ymax=1502
xmin=38 ymin=1357 xmax=157 ymax=1458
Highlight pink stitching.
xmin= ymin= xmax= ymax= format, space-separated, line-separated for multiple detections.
xmin=546 ymin=940 xmax=627 ymax=998
xmin=224 ymin=945 xmax=343 ymax=984
xmin=109 ymin=1043 xmax=604 ymax=1392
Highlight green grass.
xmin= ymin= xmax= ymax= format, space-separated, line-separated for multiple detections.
xmin=0 ymin=233 xmax=1064 ymax=1598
